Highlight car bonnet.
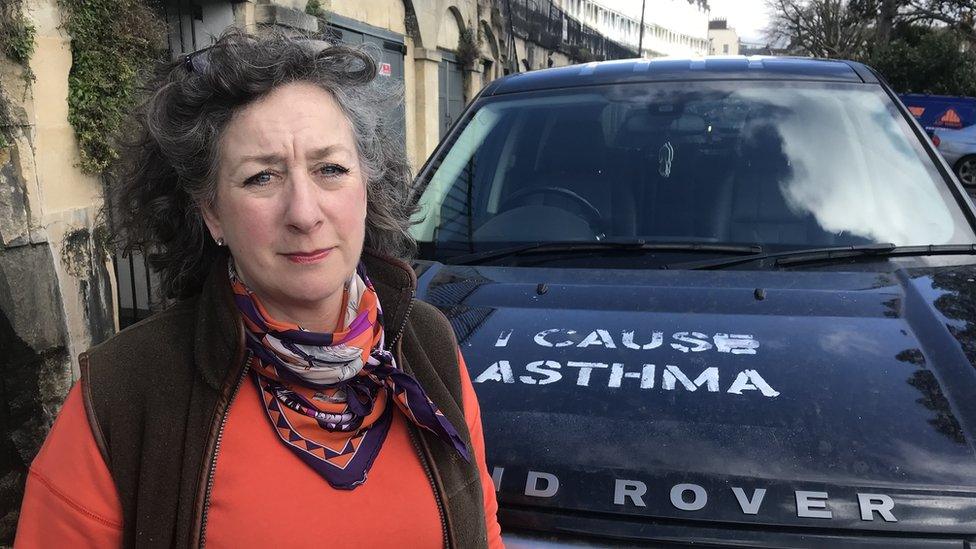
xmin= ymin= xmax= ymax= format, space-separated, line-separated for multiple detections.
xmin=416 ymin=261 xmax=976 ymax=535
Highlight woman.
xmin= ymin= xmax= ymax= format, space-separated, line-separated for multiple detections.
xmin=15 ymin=30 xmax=502 ymax=548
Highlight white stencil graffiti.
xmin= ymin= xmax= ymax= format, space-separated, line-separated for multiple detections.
xmin=671 ymin=332 xmax=714 ymax=353
xmin=474 ymin=360 xmax=780 ymax=397
xmin=577 ymin=329 xmax=618 ymax=348
xmin=662 ymin=365 xmax=720 ymax=392
xmin=474 ymin=360 xmax=516 ymax=384
xmin=727 ymin=369 xmax=780 ymax=397
xmin=519 ymin=360 xmax=562 ymax=385
xmin=621 ymin=331 xmax=664 ymax=350
xmin=608 ymin=364 xmax=655 ymax=388
xmin=520 ymin=329 xmax=760 ymax=354
xmin=494 ymin=330 xmax=513 ymax=347
xmin=566 ymin=362 xmax=610 ymax=386
xmin=714 ymin=333 xmax=760 ymax=355
xmin=534 ymin=329 xmax=578 ymax=347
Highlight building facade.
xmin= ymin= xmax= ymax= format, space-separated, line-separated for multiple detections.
xmin=559 ymin=0 xmax=710 ymax=57
xmin=163 ymin=0 xmax=494 ymax=169
xmin=708 ymin=18 xmax=739 ymax=55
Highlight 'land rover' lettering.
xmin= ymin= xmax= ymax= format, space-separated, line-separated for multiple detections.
xmin=671 ymin=483 xmax=708 ymax=511
xmin=614 ymin=479 xmax=648 ymax=507
xmin=525 ymin=471 xmax=559 ymax=498
xmin=731 ymin=487 xmax=767 ymax=515
xmin=491 ymin=467 xmax=504 ymax=492
xmin=504 ymin=470 xmax=900 ymax=522
xmin=796 ymin=491 xmax=833 ymax=519
xmin=858 ymin=493 xmax=898 ymax=522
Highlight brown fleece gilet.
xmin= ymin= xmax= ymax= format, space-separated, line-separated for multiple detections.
xmin=81 ymin=250 xmax=488 ymax=548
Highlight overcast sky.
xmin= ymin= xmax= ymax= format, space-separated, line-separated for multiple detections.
xmin=597 ymin=0 xmax=772 ymax=43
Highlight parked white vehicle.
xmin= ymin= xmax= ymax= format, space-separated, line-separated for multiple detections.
xmin=934 ymin=124 xmax=976 ymax=187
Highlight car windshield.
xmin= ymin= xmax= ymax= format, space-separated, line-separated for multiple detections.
xmin=411 ymin=80 xmax=976 ymax=265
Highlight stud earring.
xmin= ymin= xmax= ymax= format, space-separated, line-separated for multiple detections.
xmin=216 ymin=237 xmax=225 ymax=247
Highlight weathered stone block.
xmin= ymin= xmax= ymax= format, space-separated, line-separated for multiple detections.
xmin=255 ymin=3 xmax=319 ymax=32
xmin=0 ymin=243 xmax=72 ymax=545
xmin=0 ymin=244 xmax=68 ymax=352
xmin=0 ymin=146 xmax=31 ymax=248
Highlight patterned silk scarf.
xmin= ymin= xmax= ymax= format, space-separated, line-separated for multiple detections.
xmin=229 ymin=262 xmax=470 ymax=489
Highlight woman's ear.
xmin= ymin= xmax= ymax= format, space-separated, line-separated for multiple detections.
xmin=199 ymin=200 xmax=223 ymax=243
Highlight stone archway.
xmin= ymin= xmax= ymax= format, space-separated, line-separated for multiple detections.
xmin=480 ymin=19 xmax=500 ymax=81
xmin=400 ymin=0 xmax=424 ymax=48
xmin=437 ymin=5 xmax=465 ymax=51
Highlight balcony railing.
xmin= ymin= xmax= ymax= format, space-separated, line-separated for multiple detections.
xmin=506 ymin=0 xmax=638 ymax=63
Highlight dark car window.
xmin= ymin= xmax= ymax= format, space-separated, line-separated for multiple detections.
xmin=412 ymin=81 xmax=976 ymax=263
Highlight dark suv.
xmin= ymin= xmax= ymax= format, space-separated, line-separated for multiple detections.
xmin=410 ymin=57 xmax=976 ymax=547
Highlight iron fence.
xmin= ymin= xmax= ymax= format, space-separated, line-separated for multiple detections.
xmin=114 ymin=251 xmax=159 ymax=329
xmin=114 ymin=0 xmax=196 ymax=329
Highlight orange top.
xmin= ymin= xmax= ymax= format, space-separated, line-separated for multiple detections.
xmin=15 ymin=354 xmax=502 ymax=548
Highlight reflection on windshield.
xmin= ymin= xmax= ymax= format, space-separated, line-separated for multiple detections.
xmin=412 ymin=81 xmax=975 ymax=261
xmin=735 ymin=88 xmax=955 ymax=245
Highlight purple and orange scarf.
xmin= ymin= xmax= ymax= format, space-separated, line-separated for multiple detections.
xmin=230 ymin=262 xmax=470 ymax=489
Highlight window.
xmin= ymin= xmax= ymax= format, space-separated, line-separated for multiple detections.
xmin=413 ymin=81 xmax=974 ymax=260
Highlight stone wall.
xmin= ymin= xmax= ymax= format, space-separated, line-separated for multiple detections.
xmin=0 ymin=0 xmax=116 ymax=542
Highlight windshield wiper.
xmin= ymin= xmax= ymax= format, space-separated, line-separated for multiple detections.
xmin=444 ymin=239 xmax=763 ymax=266
xmin=664 ymin=243 xmax=976 ymax=270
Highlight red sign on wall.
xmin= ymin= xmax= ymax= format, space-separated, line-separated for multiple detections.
xmin=379 ymin=62 xmax=392 ymax=76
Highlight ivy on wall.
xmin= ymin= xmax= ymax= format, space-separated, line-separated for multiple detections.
xmin=456 ymin=24 xmax=481 ymax=68
xmin=0 ymin=1 xmax=36 ymax=83
xmin=58 ymin=0 xmax=165 ymax=174
xmin=305 ymin=0 xmax=326 ymax=19
xmin=0 ymin=0 xmax=36 ymax=149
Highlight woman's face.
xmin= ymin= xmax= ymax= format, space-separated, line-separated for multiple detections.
xmin=203 ymin=82 xmax=367 ymax=330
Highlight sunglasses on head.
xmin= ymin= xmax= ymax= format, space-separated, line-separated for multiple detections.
xmin=182 ymin=43 xmax=217 ymax=74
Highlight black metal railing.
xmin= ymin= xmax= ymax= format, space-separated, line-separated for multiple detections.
xmin=113 ymin=0 xmax=194 ymax=329
xmin=506 ymin=0 xmax=638 ymax=64
xmin=113 ymin=251 xmax=158 ymax=329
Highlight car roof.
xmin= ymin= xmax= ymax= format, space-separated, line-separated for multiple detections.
xmin=481 ymin=56 xmax=878 ymax=97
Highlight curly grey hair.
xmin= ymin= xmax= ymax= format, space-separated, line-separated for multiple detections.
xmin=110 ymin=28 xmax=416 ymax=299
